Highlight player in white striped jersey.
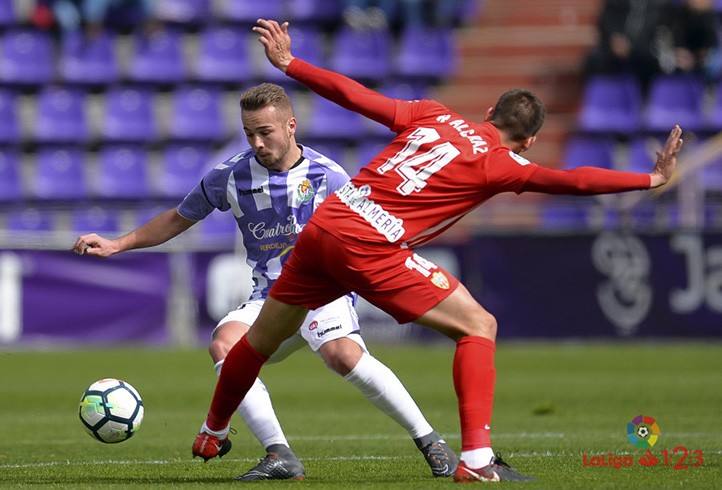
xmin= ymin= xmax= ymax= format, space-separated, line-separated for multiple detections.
xmin=73 ymin=83 xmax=457 ymax=480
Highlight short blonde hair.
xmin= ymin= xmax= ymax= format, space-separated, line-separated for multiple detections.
xmin=240 ymin=83 xmax=294 ymax=117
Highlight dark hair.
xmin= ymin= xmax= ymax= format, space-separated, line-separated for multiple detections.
xmin=489 ymin=89 xmax=545 ymax=141
xmin=240 ymin=83 xmax=294 ymax=116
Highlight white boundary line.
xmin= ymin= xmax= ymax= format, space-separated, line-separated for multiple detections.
xmin=2 ymin=450 xmax=720 ymax=469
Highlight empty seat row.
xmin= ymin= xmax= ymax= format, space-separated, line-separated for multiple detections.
xmin=577 ymin=73 xmax=722 ymax=134
xmin=0 ymin=25 xmax=456 ymax=87
xmin=560 ymin=134 xmax=722 ymax=193
xmin=2 ymin=205 xmax=238 ymax=241
xmin=538 ymin=199 xmax=717 ymax=231
xmin=0 ymin=84 xmax=233 ymax=144
xmin=0 ymin=80 xmax=426 ymax=146
xmin=0 ymin=136 xmax=394 ymax=204
xmin=0 ymin=144 xmax=212 ymax=202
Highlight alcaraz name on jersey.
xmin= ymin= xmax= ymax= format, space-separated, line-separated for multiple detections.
xmin=177 ymin=145 xmax=350 ymax=300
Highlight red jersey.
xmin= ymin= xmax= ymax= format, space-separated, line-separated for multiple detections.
xmin=287 ymin=59 xmax=651 ymax=248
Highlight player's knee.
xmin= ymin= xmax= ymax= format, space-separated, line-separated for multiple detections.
xmin=208 ymin=322 xmax=249 ymax=363
xmin=465 ymin=309 xmax=497 ymax=339
xmin=208 ymin=338 xmax=230 ymax=363
xmin=319 ymin=339 xmax=362 ymax=376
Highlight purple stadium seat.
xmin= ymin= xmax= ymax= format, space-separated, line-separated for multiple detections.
xmin=71 ymin=207 xmax=121 ymax=234
xmin=626 ymin=137 xmax=662 ymax=173
xmin=169 ymin=85 xmax=224 ymax=141
xmin=362 ymin=81 xmax=429 ymax=137
xmin=158 ymin=143 xmax=212 ymax=198
xmin=380 ymin=80 xmax=429 ymax=101
xmin=259 ymin=26 xmax=325 ymax=83
xmin=127 ymin=28 xmax=185 ymax=84
xmin=101 ymin=86 xmax=157 ymax=143
xmin=364 ymin=117 xmax=394 ymax=137
xmin=355 ymin=139 xmax=392 ymax=173
xmin=395 ymin=26 xmax=456 ymax=80
xmin=305 ymin=94 xmax=365 ymax=140
xmin=0 ymin=148 xmax=21 ymax=202
xmin=194 ymin=26 xmax=253 ymax=83
xmin=703 ymin=80 xmax=722 ymax=131
xmin=0 ymin=29 xmax=54 ymax=86
xmin=95 ymin=144 xmax=150 ymax=199
xmin=6 ymin=208 xmax=55 ymax=232
xmin=33 ymin=86 xmax=89 ymax=144
xmin=287 ymin=0 xmax=342 ymax=23
xmin=155 ymin=0 xmax=211 ymax=24
xmin=33 ymin=146 xmax=87 ymax=200
xmin=215 ymin=0 xmax=284 ymax=23
xmin=0 ymin=87 xmax=20 ymax=144
xmin=59 ymin=31 xmax=119 ymax=85
xmin=702 ymin=161 xmax=722 ymax=192
xmin=540 ymin=200 xmax=589 ymax=230
xmin=560 ymin=135 xmax=615 ymax=170
xmin=577 ymin=75 xmax=643 ymax=133
xmin=329 ymin=26 xmax=392 ymax=81
xmin=643 ymin=75 xmax=705 ymax=132
xmin=0 ymin=1 xmax=15 ymax=27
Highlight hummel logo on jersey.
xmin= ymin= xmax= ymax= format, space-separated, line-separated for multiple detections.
xmin=240 ymin=186 xmax=264 ymax=196
xmin=316 ymin=325 xmax=342 ymax=338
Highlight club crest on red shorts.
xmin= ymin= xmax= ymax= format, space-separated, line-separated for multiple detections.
xmin=431 ymin=271 xmax=450 ymax=289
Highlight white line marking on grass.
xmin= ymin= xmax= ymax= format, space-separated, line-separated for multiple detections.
xmin=291 ymin=432 xmax=565 ymax=441
xmin=3 ymin=450 xmax=721 ymax=469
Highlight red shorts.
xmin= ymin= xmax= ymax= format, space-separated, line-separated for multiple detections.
xmin=269 ymin=222 xmax=459 ymax=323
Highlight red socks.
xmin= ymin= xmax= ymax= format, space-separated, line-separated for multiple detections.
xmin=453 ymin=336 xmax=496 ymax=451
xmin=206 ymin=335 xmax=269 ymax=432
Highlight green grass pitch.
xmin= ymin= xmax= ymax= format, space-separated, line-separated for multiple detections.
xmin=0 ymin=341 xmax=719 ymax=488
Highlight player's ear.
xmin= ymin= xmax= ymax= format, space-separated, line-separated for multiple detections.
xmin=483 ymin=107 xmax=494 ymax=121
xmin=518 ymin=135 xmax=536 ymax=153
xmin=287 ymin=116 xmax=297 ymax=136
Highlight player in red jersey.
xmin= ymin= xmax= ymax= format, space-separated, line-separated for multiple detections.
xmin=193 ymin=19 xmax=683 ymax=482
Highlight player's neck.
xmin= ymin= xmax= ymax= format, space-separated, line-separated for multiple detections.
xmin=276 ymin=144 xmax=304 ymax=172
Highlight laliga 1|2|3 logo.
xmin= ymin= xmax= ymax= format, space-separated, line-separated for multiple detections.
xmin=582 ymin=415 xmax=704 ymax=470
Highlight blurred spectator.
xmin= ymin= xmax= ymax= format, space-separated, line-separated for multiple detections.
xmin=399 ymin=0 xmax=464 ymax=28
xmin=32 ymin=0 xmax=154 ymax=37
xmin=342 ymin=0 xmax=396 ymax=30
xmin=583 ymin=0 xmax=669 ymax=92
xmin=662 ymin=0 xmax=720 ymax=80
xmin=343 ymin=0 xmax=464 ymax=31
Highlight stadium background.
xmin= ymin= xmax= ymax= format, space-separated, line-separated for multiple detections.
xmin=1 ymin=0 xmax=721 ymax=347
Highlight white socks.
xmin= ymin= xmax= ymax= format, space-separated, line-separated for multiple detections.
xmin=214 ymin=360 xmax=290 ymax=450
xmin=343 ymin=352 xmax=433 ymax=439
xmin=200 ymin=421 xmax=229 ymax=439
xmin=461 ymin=447 xmax=495 ymax=469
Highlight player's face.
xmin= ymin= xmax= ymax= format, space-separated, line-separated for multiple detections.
xmin=242 ymin=105 xmax=296 ymax=171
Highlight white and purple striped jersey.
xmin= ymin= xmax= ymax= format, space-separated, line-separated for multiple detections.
xmin=178 ymin=145 xmax=350 ymax=300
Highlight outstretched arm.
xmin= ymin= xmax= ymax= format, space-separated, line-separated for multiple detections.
xmin=522 ymin=125 xmax=683 ymax=194
xmin=72 ymin=208 xmax=196 ymax=257
xmin=252 ymin=19 xmax=397 ymax=127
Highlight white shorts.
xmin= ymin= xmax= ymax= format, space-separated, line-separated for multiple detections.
xmin=214 ymin=295 xmax=367 ymax=364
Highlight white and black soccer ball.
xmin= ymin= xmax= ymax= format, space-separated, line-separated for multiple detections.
xmin=79 ymin=378 xmax=144 ymax=443
xmin=636 ymin=425 xmax=650 ymax=439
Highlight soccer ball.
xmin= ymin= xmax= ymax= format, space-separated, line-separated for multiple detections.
xmin=636 ymin=425 xmax=650 ymax=438
xmin=78 ymin=378 xmax=144 ymax=443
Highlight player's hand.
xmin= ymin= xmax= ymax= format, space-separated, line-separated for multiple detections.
xmin=252 ymin=19 xmax=294 ymax=73
xmin=649 ymin=125 xmax=683 ymax=189
xmin=72 ymin=233 xmax=119 ymax=257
